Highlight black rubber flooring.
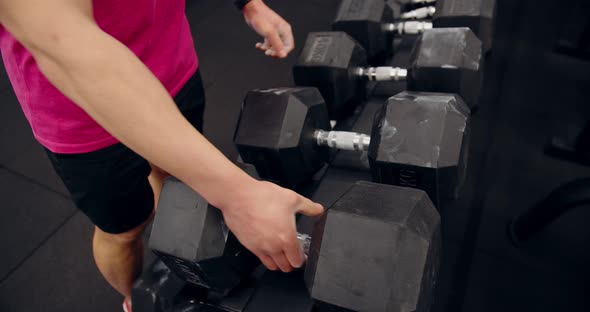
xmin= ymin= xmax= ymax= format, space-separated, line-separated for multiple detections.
xmin=1 ymin=0 xmax=590 ymax=311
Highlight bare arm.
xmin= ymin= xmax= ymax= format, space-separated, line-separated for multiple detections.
xmin=0 ymin=0 xmax=251 ymax=207
xmin=0 ymin=0 xmax=322 ymax=271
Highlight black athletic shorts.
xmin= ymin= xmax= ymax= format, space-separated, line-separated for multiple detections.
xmin=45 ymin=70 xmax=206 ymax=234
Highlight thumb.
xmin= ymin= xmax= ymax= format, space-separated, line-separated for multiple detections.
xmin=297 ymin=197 xmax=324 ymax=217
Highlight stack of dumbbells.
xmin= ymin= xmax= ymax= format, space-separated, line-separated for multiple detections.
xmin=132 ymin=0 xmax=496 ymax=311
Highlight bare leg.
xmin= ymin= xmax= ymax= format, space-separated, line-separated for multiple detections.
xmin=92 ymin=163 xmax=170 ymax=302
xmin=92 ymin=221 xmax=149 ymax=301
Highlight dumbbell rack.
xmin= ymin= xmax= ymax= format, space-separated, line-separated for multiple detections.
xmin=240 ymin=37 xmax=423 ymax=311
xmin=136 ymin=24 xmax=497 ymax=312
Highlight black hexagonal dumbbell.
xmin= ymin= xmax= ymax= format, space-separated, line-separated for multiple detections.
xmin=132 ymin=259 xmax=187 ymax=312
xmin=293 ymin=29 xmax=482 ymax=119
xmin=431 ymin=0 xmax=496 ymax=54
xmin=148 ymin=164 xmax=310 ymax=310
xmin=306 ymin=181 xmax=441 ymax=312
xmin=234 ymin=87 xmax=470 ymax=207
xmin=150 ymin=171 xmax=441 ymax=312
xmin=149 ymin=163 xmax=311 ymax=300
xmin=332 ymin=0 xmax=495 ymax=63
xmin=148 ymin=176 xmax=263 ymax=298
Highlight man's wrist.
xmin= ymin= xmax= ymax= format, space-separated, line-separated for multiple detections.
xmin=201 ymin=166 xmax=259 ymax=212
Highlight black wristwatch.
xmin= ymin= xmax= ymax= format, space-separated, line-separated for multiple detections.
xmin=234 ymin=0 xmax=253 ymax=10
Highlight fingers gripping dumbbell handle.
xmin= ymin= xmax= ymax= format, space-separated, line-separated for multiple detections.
xmin=382 ymin=21 xmax=433 ymax=35
xmin=314 ymin=130 xmax=371 ymax=152
xmin=400 ymin=6 xmax=436 ymax=19
xmin=358 ymin=67 xmax=408 ymax=82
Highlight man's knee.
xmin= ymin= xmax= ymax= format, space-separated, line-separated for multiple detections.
xmin=94 ymin=213 xmax=153 ymax=245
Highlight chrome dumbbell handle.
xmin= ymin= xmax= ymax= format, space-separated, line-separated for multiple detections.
xmin=382 ymin=21 xmax=433 ymax=35
xmin=314 ymin=130 xmax=371 ymax=152
xmin=400 ymin=6 xmax=436 ymax=19
xmin=297 ymin=233 xmax=312 ymax=256
xmin=357 ymin=67 xmax=408 ymax=82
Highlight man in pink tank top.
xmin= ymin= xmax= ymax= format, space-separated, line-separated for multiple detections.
xmin=0 ymin=0 xmax=324 ymax=310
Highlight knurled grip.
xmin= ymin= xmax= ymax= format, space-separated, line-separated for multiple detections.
xmin=315 ymin=130 xmax=371 ymax=152
xmin=362 ymin=67 xmax=408 ymax=82
xmin=297 ymin=233 xmax=311 ymax=256
xmin=399 ymin=21 xmax=433 ymax=34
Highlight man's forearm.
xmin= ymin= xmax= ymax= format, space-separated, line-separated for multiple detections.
xmin=14 ymin=15 xmax=252 ymax=209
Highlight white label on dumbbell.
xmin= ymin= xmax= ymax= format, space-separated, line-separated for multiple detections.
xmin=307 ymin=36 xmax=333 ymax=64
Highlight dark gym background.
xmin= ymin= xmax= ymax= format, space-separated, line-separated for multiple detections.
xmin=1 ymin=0 xmax=589 ymax=311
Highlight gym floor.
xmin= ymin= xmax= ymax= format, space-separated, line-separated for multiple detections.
xmin=1 ymin=0 xmax=590 ymax=311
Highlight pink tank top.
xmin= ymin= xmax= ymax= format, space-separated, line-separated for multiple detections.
xmin=0 ymin=0 xmax=199 ymax=153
